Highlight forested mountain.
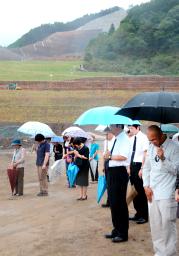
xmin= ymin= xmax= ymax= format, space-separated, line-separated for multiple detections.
xmin=8 ymin=6 xmax=120 ymax=48
xmin=85 ymin=0 xmax=179 ymax=75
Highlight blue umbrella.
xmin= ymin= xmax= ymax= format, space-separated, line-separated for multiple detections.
xmin=74 ymin=106 xmax=133 ymax=125
xmin=67 ymin=163 xmax=79 ymax=188
xmin=161 ymin=124 xmax=178 ymax=134
xmin=97 ymin=175 xmax=107 ymax=204
xmin=51 ymin=136 xmax=64 ymax=143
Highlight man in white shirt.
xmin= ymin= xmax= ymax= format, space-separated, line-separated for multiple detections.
xmin=104 ymin=124 xmax=131 ymax=243
xmin=129 ymin=124 xmax=149 ymax=224
xmin=143 ymin=125 xmax=179 ymax=256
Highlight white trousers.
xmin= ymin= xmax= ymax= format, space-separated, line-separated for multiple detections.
xmin=148 ymin=199 xmax=177 ymax=256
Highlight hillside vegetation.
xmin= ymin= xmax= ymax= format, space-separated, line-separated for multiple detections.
xmin=85 ymin=0 xmax=179 ymax=75
xmin=8 ymin=7 xmax=120 ymax=48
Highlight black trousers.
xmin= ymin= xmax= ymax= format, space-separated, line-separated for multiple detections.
xmin=107 ymin=166 xmax=129 ymax=238
xmin=130 ymin=162 xmax=148 ymax=221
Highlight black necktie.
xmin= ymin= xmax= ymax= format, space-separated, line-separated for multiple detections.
xmin=131 ymin=136 xmax=137 ymax=163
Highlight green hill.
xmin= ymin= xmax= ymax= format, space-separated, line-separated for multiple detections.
xmin=84 ymin=0 xmax=179 ymax=75
xmin=8 ymin=6 xmax=120 ymax=48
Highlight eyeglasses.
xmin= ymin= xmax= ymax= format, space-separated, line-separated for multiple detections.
xmin=155 ymin=155 xmax=160 ymax=162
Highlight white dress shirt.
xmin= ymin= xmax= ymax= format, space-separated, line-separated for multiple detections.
xmin=130 ymin=131 xmax=149 ymax=163
xmin=109 ymin=131 xmax=131 ymax=167
xmin=103 ymin=136 xmax=116 ymax=154
xmin=143 ymin=138 xmax=179 ymax=200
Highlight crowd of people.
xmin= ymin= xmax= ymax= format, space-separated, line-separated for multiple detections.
xmin=9 ymin=124 xmax=179 ymax=256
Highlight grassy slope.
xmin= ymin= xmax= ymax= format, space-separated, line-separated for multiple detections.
xmin=0 ymin=61 xmax=119 ymax=81
xmin=0 ymin=90 xmax=137 ymax=123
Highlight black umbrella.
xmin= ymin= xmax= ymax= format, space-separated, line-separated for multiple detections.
xmin=116 ymin=92 xmax=179 ymax=124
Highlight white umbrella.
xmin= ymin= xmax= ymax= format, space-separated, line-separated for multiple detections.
xmin=62 ymin=126 xmax=91 ymax=139
xmin=17 ymin=121 xmax=56 ymax=138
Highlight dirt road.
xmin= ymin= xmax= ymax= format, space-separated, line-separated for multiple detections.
xmin=0 ymin=150 xmax=178 ymax=256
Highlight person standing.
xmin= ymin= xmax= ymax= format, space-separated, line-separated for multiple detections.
xmin=128 ymin=124 xmax=149 ymax=224
xmin=35 ymin=134 xmax=50 ymax=196
xmin=143 ymin=125 xmax=179 ymax=256
xmin=89 ymin=135 xmax=99 ymax=182
xmin=53 ymin=142 xmax=63 ymax=161
xmin=73 ymin=138 xmax=89 ymax=200
xmin=176 ymin=172 xmax=179 ymax=218
xmin=11 ymin=139 xmax=25 ymax=196
xmin=104 ymin=124 xmax=131 ymax=243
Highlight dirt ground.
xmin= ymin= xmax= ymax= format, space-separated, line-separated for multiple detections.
xmin=0 ymin=149 xmax=178 ymax=256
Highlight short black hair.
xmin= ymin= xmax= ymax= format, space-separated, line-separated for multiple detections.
xmin=132 ymin=124 xmax=140 ymax=129
xmin=35 ymin=134 xmax=45 ymax=142
xmin=73 ymin=137 xmax=82 ymax=146
xmin=147 ymin=125 xmax=162 ymax=136
xmin=116 ymin=124 xmax=124 ymax=129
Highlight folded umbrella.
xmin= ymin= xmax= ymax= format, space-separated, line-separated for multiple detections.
xmin=49 ymin=159 xmax=66 ymax=183
xmin=7 ymin=168 xmax=18 ymax=195
xmin=97 ymin=175 xmax=107 ymax=204
xmin=116 ymin=92 xmax=179 ymax=124
xmin=67 ymin=163 xmax=79 ymax=188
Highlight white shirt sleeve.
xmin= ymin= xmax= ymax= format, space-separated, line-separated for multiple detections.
xmin=142 ymin=152 xmax=151 ymax=187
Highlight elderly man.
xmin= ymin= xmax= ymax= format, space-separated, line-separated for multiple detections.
xmin=104 ymin=124 xmax=131 ymax=243
xmin=143 ymin=125 xmax=179 ymax=256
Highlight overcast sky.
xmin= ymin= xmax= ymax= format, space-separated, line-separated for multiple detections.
xmin=0 ymin=0 xmax=150 ymax=46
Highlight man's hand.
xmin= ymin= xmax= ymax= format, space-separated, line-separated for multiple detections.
xmin=144 ymin=186 xmax=153 ymax=202
xmin=138 ymin=169 xmax=143 ymax=178
xmin=104 ymin=150 xmax=111 ymax=160
xmin=156 ymin=147 xmax=165 ymax=160
xmin=175 ymin=189 xmax=179 ymax=202
xmin=42 ymin=164 xmax=46 ymax=170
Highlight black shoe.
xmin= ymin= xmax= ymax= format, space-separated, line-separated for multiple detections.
xmin=136 ymin=218 xmax=148 ymax=224
xmin=101 ymin=203 xmax=110 ymax=208
xmin=105 ymin=233 xmax=116 ymax=239
xmin=129 ymin=216 xmax=140 ymax=221
xmin=112 ymin=236 xmax=128 ymax=243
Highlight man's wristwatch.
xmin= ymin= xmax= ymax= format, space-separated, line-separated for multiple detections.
xmin=108 ymin=155 xmax=112 ymax=160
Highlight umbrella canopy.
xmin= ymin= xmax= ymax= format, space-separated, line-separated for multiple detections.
xmin=18 ymin=121 xmax=56 ymax=138
xmin=51 ymin=136 xmax=64 ymax=143
xmin=74 ymin=106 xmax=133 ymax=126
xmin=67 ymin=163 xmax=79 ymax=188
xmin=62 ymin=126 xmax=91 ymax=139
xmin=161 ymin=124 xmax=178 ymax=134
xmin=7 ymin=168 xmax=18 ymax=195
xmin=97 ymin=175 xmax=107 ymax=204
xmin=116 ymin=92 xmax=179 ymax=124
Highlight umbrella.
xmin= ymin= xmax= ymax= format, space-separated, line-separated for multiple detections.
xmin=51 ymin=136 xmax=64 ymax=143
xmin=161 ymin=124 xmax=178 ymax=134
xmin=116 ymin=92 xmax=179 ymax=124
xmin=62 ymin=126 xmax=91 ymax=139
xmin=97 ymin=175 xmax=107 ymax=204
xmin=7 ymin=168 xmax=18 ymax=195
xmin=18 ymin=121 xmax=56 ymax=137
xmin=67 ymin=163 xmax=79 ymax=187
xmin=49 ymin=159 xmax=66 ymax=183
xmin=74 ymin=106 xmax=133 ymax=126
